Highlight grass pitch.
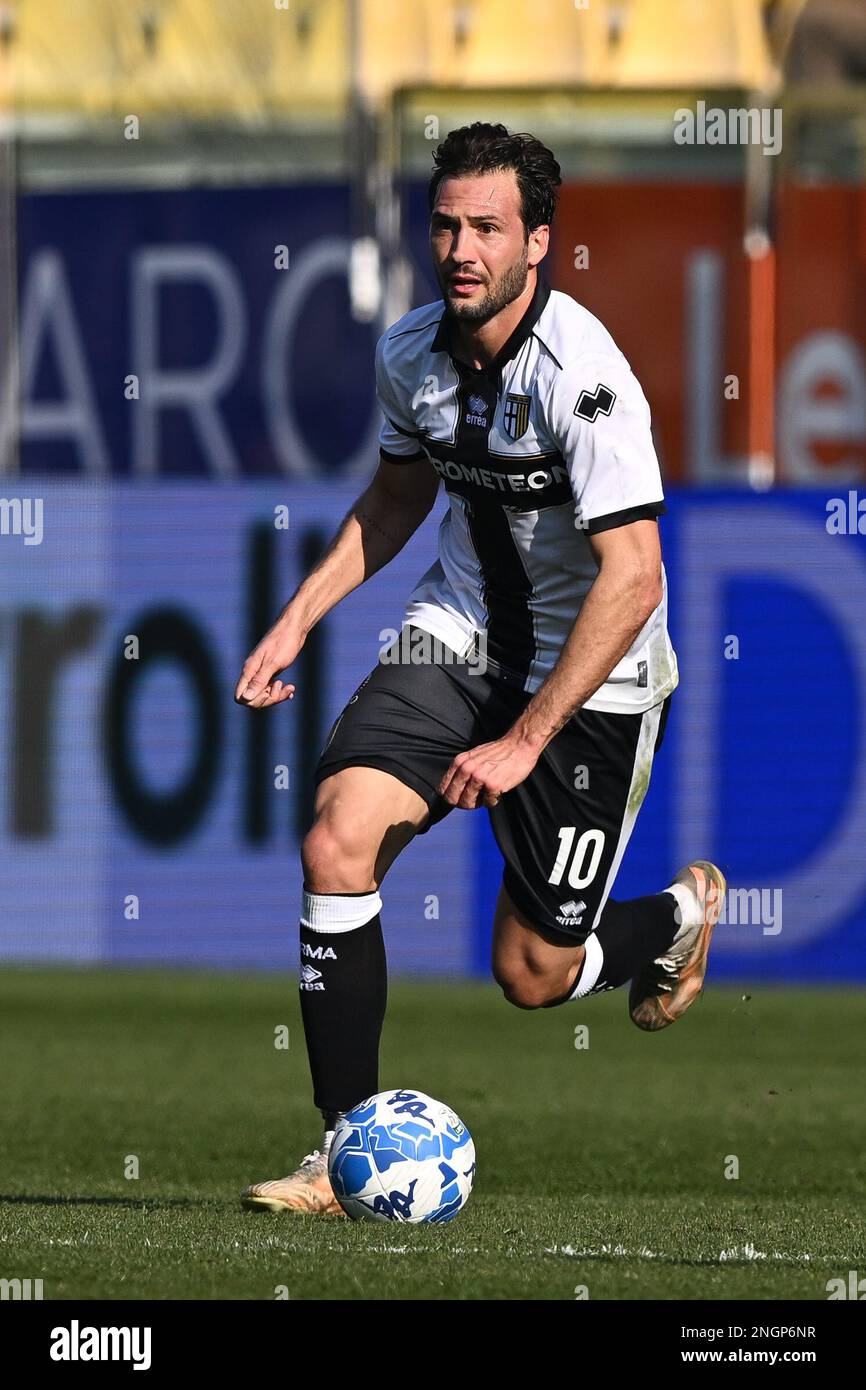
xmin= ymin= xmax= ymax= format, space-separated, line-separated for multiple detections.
xmin=0 ymin=968 xmax=863 ymax=1301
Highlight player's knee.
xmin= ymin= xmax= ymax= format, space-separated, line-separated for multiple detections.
xmin=493 ymin=958 xmax=555 ymax=1011
xmin=301 ymin=814 xmax=376 ymax=893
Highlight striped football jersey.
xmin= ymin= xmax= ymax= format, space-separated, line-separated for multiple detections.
xmin=375 ymin=276 xmax=678 ymax=713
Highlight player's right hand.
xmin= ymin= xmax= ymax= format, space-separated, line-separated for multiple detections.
xmin=234 ymin=618 xmax=305 ymax=710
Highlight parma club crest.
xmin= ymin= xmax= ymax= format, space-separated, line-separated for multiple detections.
xmin=503 ymin=393 xmax=531 ymax=440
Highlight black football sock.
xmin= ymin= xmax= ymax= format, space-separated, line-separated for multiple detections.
xmin=298 ymin=888 xmax=387 ymax=1115
xmin=542 ymin=892 xmax=680 ymax=1006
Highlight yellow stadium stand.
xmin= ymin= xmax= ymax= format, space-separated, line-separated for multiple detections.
xmin=120 ymin=1 xmax=274 ymax=122
xmin=265 ymin=0 xmax=349 ymax=119
xmin=7 ymin=0 xmax=129 ymax=116
xmin=8 ymin=0 xmax=349 ymax=123
xmin=5 ymin=0 xmax=792 ymax=123
xmin=120 ymin=0 xmax=349 ymax=122
xmin=614 ymin=0 xmax=777 ymax=90
xmin=447 ymin=0 xmax=614 ymax=88
xmin=0 ymin=9 xmax=13 ymax=116
xmin=352 ymin=0 xmax=442 ymax=102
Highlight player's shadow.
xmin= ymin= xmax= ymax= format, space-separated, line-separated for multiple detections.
xmin=0 ymin=1194 xmax=215 ymax=1210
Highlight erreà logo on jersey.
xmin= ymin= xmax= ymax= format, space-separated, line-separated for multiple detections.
xmin=556 ymin=898 xmax=586 ymax=926
xmin=465 ymin=392 xmax=487 ymax=427
xmin=300 ymin=963 xmax=325 ymax=991
xmin=574 ymin=383 xmax=616 ymax=422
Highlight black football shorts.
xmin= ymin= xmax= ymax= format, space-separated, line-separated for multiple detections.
xmin=313 ymin=626 xmax=672 ymax=943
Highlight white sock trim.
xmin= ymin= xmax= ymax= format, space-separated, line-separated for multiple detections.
xmin=664 ymin=882 xmax=699 ymax=932
xmin=570 ymin=931 xmax=604 ymax=999
xmin=300 ymin=889 xmax=382 ymax=933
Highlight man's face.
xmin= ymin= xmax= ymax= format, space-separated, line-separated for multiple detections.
xmin=430 ymin=169 xmax=542 ymax=325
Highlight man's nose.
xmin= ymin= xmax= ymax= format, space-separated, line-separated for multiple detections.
xmin=449 ymin=225 xmax=477 ymax=263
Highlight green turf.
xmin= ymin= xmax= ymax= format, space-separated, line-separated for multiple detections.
xmin=0 ymin=968 xmax=863 ymax=1300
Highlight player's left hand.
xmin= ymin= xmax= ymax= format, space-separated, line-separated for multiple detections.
xmin=438 ymin=734 xmax=542 ymax=811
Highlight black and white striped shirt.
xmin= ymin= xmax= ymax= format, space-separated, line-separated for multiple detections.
xmin=375 ymin=276 xmax=678 ymax=713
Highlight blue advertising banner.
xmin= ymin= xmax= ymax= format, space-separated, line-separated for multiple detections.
xmin=0 ymin=483 xmax=474 ymax=975
xmin=0 ymin=483 xmax=864 ymax=981
xmin=474 ymin=490 xmax=866 ymax=982
xmin=7 ymin=182 xmax=864 ymax=981
xmin=13 ymin=184 xmax=388 ymax=479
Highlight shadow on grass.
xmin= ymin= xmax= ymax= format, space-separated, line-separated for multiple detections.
xmin=0 ymin=1194 xmax=222 ymax=1210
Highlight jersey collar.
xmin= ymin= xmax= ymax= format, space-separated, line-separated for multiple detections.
xmin=430 ymin=273 xmax=552 ymax=380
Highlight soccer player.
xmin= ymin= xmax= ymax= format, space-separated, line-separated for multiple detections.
xmin=235 ymin=123 xmax=726 ymax=1215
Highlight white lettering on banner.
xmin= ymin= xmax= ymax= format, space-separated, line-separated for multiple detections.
xmin=779 ymin=332 xmax=866 ymax=483
xmin=131 ymin=246 xmax=246 ymax=478
xmin=3 ymin=234 xmax=866 ymax=485
xmin=0 ymin=236 xmax=406 ymax=481
xmin=0 ymin=250 xmax=110 ymax=477
xmin=0 ymin=485 xmax=473 ymax=972
xmin=685 ymin=264 xmax=866 ymax=485
xmin=261 ymin=236 xmax=381 ymax=479
xmin=676 ymin=503 xmax=866 ymax=949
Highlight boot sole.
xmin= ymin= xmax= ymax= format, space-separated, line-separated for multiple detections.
xmin=240 ymin=1191 xmax=347 ymax=1216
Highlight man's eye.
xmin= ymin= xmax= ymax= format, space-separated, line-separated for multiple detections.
xmin=480 ymin=224 xmax=497 ymax=233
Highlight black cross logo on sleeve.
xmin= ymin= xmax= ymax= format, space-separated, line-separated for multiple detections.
xmin=574 ymin=383 xmax=617 ymax=422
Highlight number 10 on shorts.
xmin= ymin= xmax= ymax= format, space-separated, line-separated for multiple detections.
xmin=547 ymin=827 xmax=605 ymax=889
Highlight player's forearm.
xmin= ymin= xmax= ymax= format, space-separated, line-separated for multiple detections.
xmin=281 ymin=481 xmax=430 ymax=634
xmin=509 ymin=566 xmax=662 ymax=751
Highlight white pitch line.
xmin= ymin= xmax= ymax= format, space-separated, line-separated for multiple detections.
xmin=544 ymin=1242 xmax=819 ymax=1265
xmin=0 ymin=1229 xmax=830 ymax=1266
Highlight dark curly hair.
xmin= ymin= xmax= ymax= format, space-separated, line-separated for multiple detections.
xmin=428 ymin=122 xmax=562 ymax=234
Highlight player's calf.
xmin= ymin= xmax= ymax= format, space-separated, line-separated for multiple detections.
xmin=493 ymin=948 xmax=585 ymax=1009
xmin=492 ymin=884 xmax=683 ymax=1008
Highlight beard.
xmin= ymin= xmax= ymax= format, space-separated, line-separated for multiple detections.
xmin=439 ymin=246 xmax=529 ymax=326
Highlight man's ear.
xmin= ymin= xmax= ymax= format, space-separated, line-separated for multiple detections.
xmin=528 ymin=224 xmax=549 ymax=268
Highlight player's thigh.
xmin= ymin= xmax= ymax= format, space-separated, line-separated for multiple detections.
xmin=303 ymin=764 xmax=431 ymax=892
xmin=307 ymin=633 xmax=488 ymax=892
xmin=488 ymin=697 xmax=669 ymax=942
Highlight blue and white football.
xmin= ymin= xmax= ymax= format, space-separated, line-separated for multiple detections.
xmin=328 ymin=1088 xmax=476 ymax=1223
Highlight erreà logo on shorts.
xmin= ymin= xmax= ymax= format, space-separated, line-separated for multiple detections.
xmin=300 ymin=963 xmax=325 ymax=991
xmin=50 ymin=1320 xmax=151 ymax=1370
xmin=556 ymin=898 xmax=586 ymax=926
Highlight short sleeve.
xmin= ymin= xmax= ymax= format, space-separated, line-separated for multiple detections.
xmin=546 ymin=352 xmax=666 ymax=534
xmin=375 ymin=331 xmax=426 ymax=464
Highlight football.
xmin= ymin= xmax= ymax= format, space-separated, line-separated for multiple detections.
xmin=328 ymin=1089 xmax=476 ymax=1223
